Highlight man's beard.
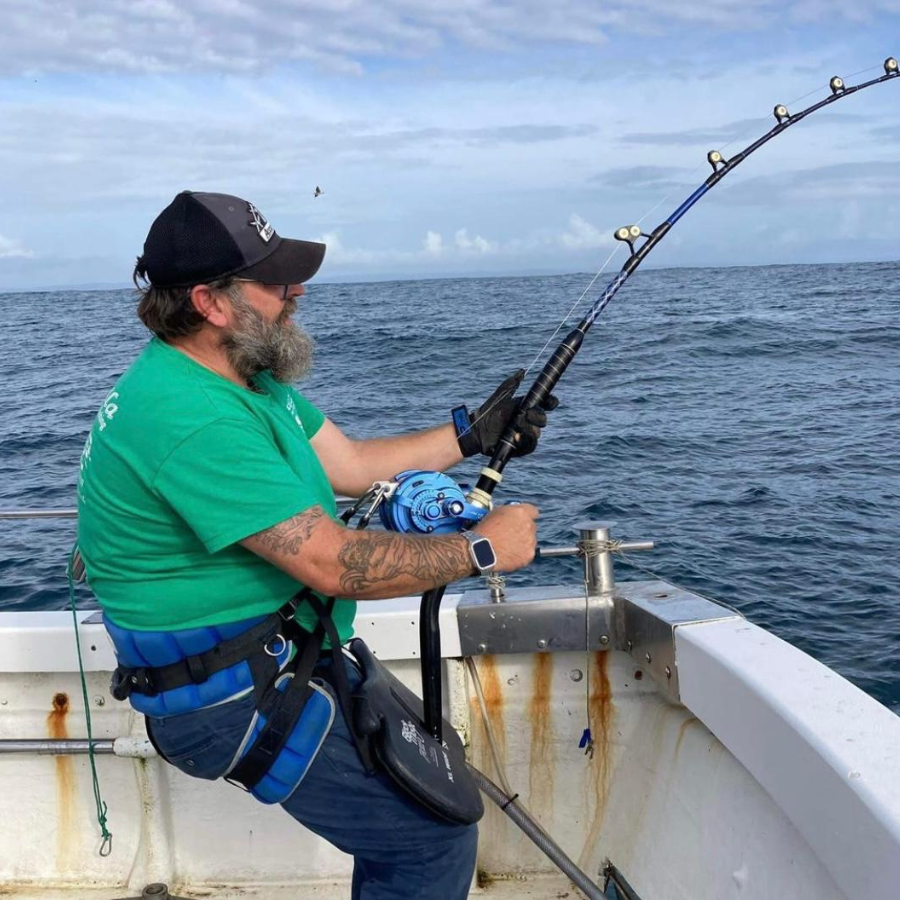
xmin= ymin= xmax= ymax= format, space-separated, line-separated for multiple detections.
xmin=222 ymin=292 xmax=315 ymax=385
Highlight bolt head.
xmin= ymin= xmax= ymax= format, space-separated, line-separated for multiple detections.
xmin=599 ymin=634 xmax=610 ymax=645
xmin=537 ymin=639 xmax=548 ymax=650
xmin=477 ymin=643 xmax=487 ymax=653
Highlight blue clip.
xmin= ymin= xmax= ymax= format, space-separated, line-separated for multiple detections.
xmin=579 ymin=728 xmax=592 ymax=749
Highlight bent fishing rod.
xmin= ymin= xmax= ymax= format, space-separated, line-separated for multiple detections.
xmin=357 ymin=58 xmax=900 ymax=739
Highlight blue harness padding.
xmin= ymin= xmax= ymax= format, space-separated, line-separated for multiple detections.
xmin=104 ymin=613 xmax=336 ymax=803
xmin=228 ymin=674 xmax=336 ymax=804
xmin=103 ymin=614 xmax=293 ymax=717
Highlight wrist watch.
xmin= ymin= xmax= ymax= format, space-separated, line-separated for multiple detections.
xmin=461 ymin=531 xmax=497 ymax=574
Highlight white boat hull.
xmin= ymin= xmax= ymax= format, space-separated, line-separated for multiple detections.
xmin=1 ymin=581 xmax=898 ymax=898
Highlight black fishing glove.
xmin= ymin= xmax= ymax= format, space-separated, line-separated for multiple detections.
xmin=452 ymin=369 xmax=558 ymax=459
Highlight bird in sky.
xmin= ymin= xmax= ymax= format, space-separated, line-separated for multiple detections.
xmin=314 ymin=186 xmax=322 ymax=197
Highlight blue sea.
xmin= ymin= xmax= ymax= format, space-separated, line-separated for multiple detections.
xmin=1 ymin=262 xmax=899 ymax=710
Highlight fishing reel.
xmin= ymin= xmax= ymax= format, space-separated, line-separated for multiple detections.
xmin=381 ymin=470 xmax=488 ymax=534
xmin=343 ymin=470 xmax=488 ymax=534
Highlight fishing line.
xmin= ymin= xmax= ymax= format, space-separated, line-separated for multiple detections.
xmin=454 ymin=65 xmax=893 ymax=459
xmin=400 ymin=58 xmax=900 ymax=742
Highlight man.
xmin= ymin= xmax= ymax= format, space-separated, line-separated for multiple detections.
xmin=77 ymin=191 xmax=550 ymax=900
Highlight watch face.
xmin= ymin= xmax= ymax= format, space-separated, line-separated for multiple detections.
xmin=471 ymin=538 xmax=496 ymax=569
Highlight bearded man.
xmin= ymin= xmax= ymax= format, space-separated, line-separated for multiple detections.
xmin=76 ymin=192 xmax=549 ymax=900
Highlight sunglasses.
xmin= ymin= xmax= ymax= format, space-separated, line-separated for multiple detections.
xmin=233 ymin=278 xmax=290 ymax=303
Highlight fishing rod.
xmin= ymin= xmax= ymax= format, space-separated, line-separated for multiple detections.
xmin=364 ymin=58 xmax=900 ymax=739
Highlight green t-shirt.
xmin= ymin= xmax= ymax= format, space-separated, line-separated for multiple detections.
xmin=76 ymin=337 xmax=356 ymax=641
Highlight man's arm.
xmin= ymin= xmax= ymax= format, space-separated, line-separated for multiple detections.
xmin=311 ymin=418 xmax=463 ymax=498
xmin=240 ymin=503 xmax=538 ymax=600
xmin=310 ymin=372 xmax=556 ymax=498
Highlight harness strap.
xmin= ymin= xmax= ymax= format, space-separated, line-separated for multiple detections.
xmin=110 ymin=598 xmax=301 ymax=700
xmin=306 ymin=593 xmax=377 ymax=775
xmin=226 ymin=592 xmax=331 ymax=791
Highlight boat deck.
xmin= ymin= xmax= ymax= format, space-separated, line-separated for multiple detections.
xmin=1 ymin=873 xmax=587 ymax=899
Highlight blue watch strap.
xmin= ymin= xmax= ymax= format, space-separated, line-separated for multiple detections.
xmin=452 ymin=405 xmax=480 ymax=457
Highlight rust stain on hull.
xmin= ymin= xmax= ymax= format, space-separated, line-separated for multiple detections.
xmin=469 ymin=656 xmax=507 ymax=772
xmin=468 ymin=656 xmax=508 ymax=847
xmin=579 ymin=651 xmax=614 ymax=867
xmin=675 ymin=715 xmax=700 ymax=758
xmin=46 ymin=692 xmax=76 ymax=871
xmin=528 ymin=653 xmax=554 ymax=820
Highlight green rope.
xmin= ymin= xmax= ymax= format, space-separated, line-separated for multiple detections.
xmin=67 ymin=544 xmax=113 ymax=857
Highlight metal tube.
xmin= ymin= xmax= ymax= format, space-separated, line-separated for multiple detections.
xmin=0 ymin=739 xmax=115 ymax=754
xmin=578 ymin=524 xmax=614 ymax=595
xmin=535 ymin=545 xmax=579 ymax=558
xmin=0 ymin=509 xmax=78 ymax=519
xmin=0 ymin=496 xmax=358 ymax=520
xmin=471 ymin=765 xmax=606 ymax=900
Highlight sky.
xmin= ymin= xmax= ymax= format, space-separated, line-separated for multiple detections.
xmin=0 ymin=1 xmax=898 ymax=290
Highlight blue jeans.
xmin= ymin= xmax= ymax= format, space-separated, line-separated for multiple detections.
xmin=146 ymin=658 xmax=478 ymax=900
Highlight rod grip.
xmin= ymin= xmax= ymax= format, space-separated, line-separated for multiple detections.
xmin=473 ymin=328 xmax=583 ymax=497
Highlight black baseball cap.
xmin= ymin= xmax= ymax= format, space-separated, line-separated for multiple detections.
xmin=137 ymin=191 xmax=326 ymax=288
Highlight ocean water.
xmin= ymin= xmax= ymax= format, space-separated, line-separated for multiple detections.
xmin=1 ymin=261 xmax=899 ymax=710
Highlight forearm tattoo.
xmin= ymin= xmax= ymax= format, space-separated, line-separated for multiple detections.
xmin=251 ymin=506 xmax=326 ymax=555
xmin=338 ymin=531 xmax=471 ymax=596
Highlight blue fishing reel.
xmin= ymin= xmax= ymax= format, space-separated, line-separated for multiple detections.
xmin=379 ymin=470 xmax=488 ymax=534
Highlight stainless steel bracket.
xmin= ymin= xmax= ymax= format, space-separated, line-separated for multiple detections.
xmin=457 ymin=586 xmax=614 ymax=656
xmin=456 ymin=579 xmax=740 ymax=704
xmin=613 ymin=580 xmax=741 ymax=701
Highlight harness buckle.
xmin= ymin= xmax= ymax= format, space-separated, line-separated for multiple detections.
xmin=109 ymin=667 xmax=132 ymax=701
xmin=279 ymin=599 xmax=300 ymax=622
xmin=110 ymin=665 xmax=158 ymax=699
xmin=223 ymin=775 xmax=252 ymax=793
xmin=264 ymin=634 xmax=288 ymax=658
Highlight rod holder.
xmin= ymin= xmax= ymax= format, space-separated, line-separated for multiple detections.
xmin=576 ymin=523 xmax=615 ymax=595
xmin=574 ymin=523 xmax=654 ymax=595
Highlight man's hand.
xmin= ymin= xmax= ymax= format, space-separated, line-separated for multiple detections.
xmin=472 ymin=502 xmax=539 ymax=572
xmin=455 ymin=370 xmax=558 ymax=459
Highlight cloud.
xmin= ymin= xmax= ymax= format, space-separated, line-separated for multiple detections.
xmin=871 ymin=122 xmax=900 ymax=141
xmin=590 ymin=165 xmax=695 ymax=192
xmin=718 ymin=160 xmax=900 ymax=205
xmin=423 ymin=231 xmax=444 ymax=256
xmin=314 ymin=230 xmax=378 ymax=265
xmin=621 ymin=112 xmax=867 ymax=147
xmin=558 ymin=214 xmax=612 ymax=250
xmin=320 ymin=214 xmax=616 ymax=273
xmin=2 ymin=2 xmax=898 ymax=77
xmin=454 ymin=228 xmax=497 ymax=254
xmin=0 ymin=235 xmax=34 ymax=259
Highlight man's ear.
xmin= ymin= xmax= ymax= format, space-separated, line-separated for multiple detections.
xmin=190 ymin=284 xmax=231 ymax=328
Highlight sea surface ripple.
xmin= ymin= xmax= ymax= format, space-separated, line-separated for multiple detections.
xmin=2 ymin=261 xmax=899 ymax=710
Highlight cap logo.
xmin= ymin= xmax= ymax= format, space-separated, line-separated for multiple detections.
xmin=247 ymin=202 xmax=275 ymax=243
